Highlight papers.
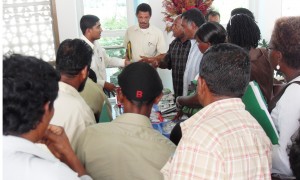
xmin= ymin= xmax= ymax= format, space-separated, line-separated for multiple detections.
xmin=242 ymin=81 xmax=279 ymax=144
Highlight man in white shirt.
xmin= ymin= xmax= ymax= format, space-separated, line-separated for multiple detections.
xmin=123 ymin=3 xmax=167 ymax=62
xmin=51 ymin=39 xmax=96 ymax=148
xmin=181 ymin=8 xmax=206 ymax=96
xmin=3 ymin=54 xmax=92 ymax=180
xmin=80 ymin=15 xmax=130 ymax=92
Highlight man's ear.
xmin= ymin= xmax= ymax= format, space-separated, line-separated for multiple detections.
xmin=40 ymin=101 xmax=52 ymax=124
xmin=191 ymin=22 xmax=198 ymax=30
xmin=153 ymin=93 xmax=163 ymax=104
xmin=80 ymin=66 xmax=88 ymax=79
xmin=116 ymin=88 xmax=125 ymax=103
xmin=197 ymin=77 xmax=209 ymax=96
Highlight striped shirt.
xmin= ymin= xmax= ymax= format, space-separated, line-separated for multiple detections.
xmin=161 ymin=98 xmax=272 ymax=179
xmin=161 ymin=38 xmax=191 ymax=98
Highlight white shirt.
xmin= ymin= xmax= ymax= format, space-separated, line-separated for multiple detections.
xmin=271 ymin=76 xmax=300 ymax=176
xmin=82 ymin=36 xmax=125 ymax=87
xmin=123 ymin=24 xmax=167 ymax=62
xmin=50 ymin=82 xmax=96 ymax=148
xmin=183 ymin=39 xmax=203 ymax=96
xmin=3 ymin=135 xmax=92 ymax=180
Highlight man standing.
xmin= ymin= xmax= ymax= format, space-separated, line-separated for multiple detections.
xmin=51 ymin=39 xmax=96 ymax=148
xmin=157 ymin=15 xmax=191 ymax=99
xmin=161 ymin=44 xmax=272 ymax=179
xmin=75 ymin=62 xmax=176 ymax=180
xmin=80 ymin=15 xmax=130 ymax=92
xmin=181 ymin=8 xmax=206 ymax=96
xmin=123 ymin=3 xmax=167 ymax=62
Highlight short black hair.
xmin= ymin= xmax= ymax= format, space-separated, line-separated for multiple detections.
xmin=231 ymin=7 xmax=255 ymax=20
xmin=288 ymin=128 xmax=300 ymax=179
xmin=205 ymin=10 xmax=220 ymax=21
xmin=136 ymin=3 xmax=152 ymax=16
xmin=80 ymin=15 xmax=100 ymax=35
xmin=199 ymin=43 xmax=250 ymax=97
xmin=3 ymin=54 xmax=60 ymax=135
xmin=196 ymin=22 xmax=226 ymax=45
xmin=181 ymin=8 xmax=206 ymax=27
xmin=118 ymin=62 xmax=163 ymax=107
xmin=227 ymin=14 xmax=261 ymax=50
xmin=270 ymin=16 xmax=300 ymax=69
xmin=56 ymin=39 xmax=93 ymax=77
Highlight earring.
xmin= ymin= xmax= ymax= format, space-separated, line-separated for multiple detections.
xmin=276 ymin=64 xmax=280 ymax=70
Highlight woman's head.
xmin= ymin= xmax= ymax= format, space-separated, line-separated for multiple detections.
xmin=269 ymin=16 xmax=300 ymax=71
xmin=226 ymin=14 xmax=261 ymax=50
xmin=195 ymin=22 xmax=226 ymax=53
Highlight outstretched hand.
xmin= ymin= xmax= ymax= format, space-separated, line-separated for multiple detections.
xmin=139 ymin=56 xmax=159 ymax=68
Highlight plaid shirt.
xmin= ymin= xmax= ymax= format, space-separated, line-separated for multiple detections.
xmin=161 ymin=98 xmax=272 ymax=180
xmin=161 ymin=38 xmax=191 ymax=98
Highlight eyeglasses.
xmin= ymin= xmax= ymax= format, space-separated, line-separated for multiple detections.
xmin=266 ymin=45 xmax=275 ymax=52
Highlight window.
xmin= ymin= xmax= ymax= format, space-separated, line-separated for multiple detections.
xmin=83 ymin=0 xmax=128 ymax=82
xmin=3 ymin=0 xmax=59 ymax=62
xmin=83 ymin=0 xmax=128 ymax=58
xmin=211 ymin=0 xmax=249 ymax=25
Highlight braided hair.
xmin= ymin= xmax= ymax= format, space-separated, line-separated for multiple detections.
xmin=226 ymin=14 xmax=261 ymax=50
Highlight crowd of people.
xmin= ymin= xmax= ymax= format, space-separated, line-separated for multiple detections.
xmin=3 ymin=2 xmax=300 ymax=180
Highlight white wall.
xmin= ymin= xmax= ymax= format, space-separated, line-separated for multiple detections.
xmin=253 ymin=0 xmax=282 ymax=42
xmin=55 ymin=0 xmax=83 ymax=41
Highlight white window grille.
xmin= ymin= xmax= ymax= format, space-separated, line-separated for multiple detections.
xmin=3 ymin=0 xmax=59 ymax=62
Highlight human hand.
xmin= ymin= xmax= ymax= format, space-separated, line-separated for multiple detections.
xmin=124 ymin=60 xmax=131 ymax=66
xmin=172 ymin=110 xmax=183 ymax=120
xmin=41 ymin=125 xmax=72 ymax=161
xmin=139 ymin=56 xmax=159 ymax=68
xmin=104 ymin=82 xmax=116 ymax=92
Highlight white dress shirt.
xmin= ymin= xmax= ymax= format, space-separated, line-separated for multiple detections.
xmin=183 ymin=39 xmax=203 ymax=96
xmin=3 ymin=135 xmax=92 ymax=180
xmin=50 ymin=82 xmax=96 ymax=148
xmin=82 ymin=36 xmax=125 ymax=87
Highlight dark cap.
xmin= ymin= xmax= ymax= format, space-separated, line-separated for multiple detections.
xmin=118 ymin=62 xmax=163 ymax=102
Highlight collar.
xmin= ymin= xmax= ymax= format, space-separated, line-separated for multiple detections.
xmin=113 ymin=113 xmax=152 ymax=128
xmin=181 ymin=98 xmax=244 ymax=134
xmin=81 ymin=36 xmax=95 ymax=49
xmin=175 ymin=37 xmax=190 ymax=44
xmin=3 ymin=135 xmax=58 ymax=162
xmin=133 ymin=24 xmax=153 ymax=33
xmin=59 ymin=81 xmax=81 ymax=99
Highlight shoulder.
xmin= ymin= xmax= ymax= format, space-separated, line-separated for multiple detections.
xmin=55 ymin=92 xmax=85 ymax=110
xmin=280 ymin=80 xmax=300 ymax=102
xmin=126 ymin=25 xmax=138 ymax=32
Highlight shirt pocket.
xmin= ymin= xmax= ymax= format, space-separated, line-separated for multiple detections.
xmin=144 ymin=38 xmax=157 ymax=57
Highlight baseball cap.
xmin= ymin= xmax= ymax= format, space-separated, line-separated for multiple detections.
xmin=118 ymin=62 xmax=163 ymax=103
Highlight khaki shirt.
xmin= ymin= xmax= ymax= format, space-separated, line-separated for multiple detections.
xmin=80 ymin=78 xmax=113 ymax=121
xmin=75 ymin=113 xmax=176 ymax=180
